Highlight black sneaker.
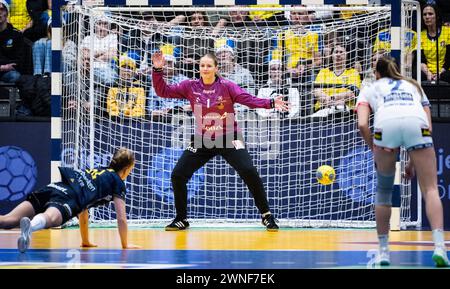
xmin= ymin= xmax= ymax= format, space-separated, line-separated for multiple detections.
xmin=262 ymin=214 xmax=279 ymax=232
xmin=165 ymin=217 xmax=190 ymax=231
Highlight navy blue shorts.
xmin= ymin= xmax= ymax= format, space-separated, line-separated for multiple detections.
xmin=26 ymin=182 xmax=81 ymax=224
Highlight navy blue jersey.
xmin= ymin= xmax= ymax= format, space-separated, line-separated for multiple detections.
xmin=58 ymin=167 xmax=126 ymax=210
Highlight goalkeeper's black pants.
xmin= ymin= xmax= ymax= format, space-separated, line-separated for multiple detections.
xmin=171 ymin=144 xmax=271 ymax=220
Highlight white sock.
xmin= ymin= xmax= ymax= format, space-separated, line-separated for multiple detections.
xmin=30 ymin=214 xmax=47 ymax=232
xmin=378 ymin=234 xmax=389 ymax=250
xmin=432 ymin=229 xmax=445 ymax=248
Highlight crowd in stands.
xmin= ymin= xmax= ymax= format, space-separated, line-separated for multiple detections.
xmin=61 ymin=1 xmax=450 ymax=120
xmin=0 ymin=0 xmax=51 ymax=118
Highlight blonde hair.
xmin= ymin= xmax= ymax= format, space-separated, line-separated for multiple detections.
xmin=376 ymin=55 xmax=424 ymax=98
xmin=108 ymin=148 xmax=135 ymax=172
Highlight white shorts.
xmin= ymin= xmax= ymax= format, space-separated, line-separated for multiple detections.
xmin=373 ymin=117 xmax=433 ymax=152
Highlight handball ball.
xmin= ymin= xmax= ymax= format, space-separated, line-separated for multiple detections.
xmin=316 ymin=165 xmax=336 ymax=185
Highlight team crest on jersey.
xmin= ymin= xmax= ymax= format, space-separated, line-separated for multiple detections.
xmin=441 ymin=41 xmax=446 ymax=47
xmin=421 ymin=128 xmax=432 ymax=137
xmin=217 ymin=96 xmax=225 ymax=110
xmin=374 ymin=129 xmax=382 ymax=141
xmin=5 ymin=39 xmax=12 ymax=48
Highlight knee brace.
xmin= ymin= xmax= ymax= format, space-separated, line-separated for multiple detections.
xmin=375 ymin=172 xmax=395 ymax=206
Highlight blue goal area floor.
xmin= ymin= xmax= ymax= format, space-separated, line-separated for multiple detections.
xmin=0 ymin=228 xmax=448 ymax=269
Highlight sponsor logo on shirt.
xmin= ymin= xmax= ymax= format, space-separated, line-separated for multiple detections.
xmin=217 ymin=96 xmax=225 ymax=110
xmin=48 ymin=183 xmax=68 ymax=194
xmin=203 ymin=89 xmax=216 ymax=94
xmin=202 ymin=112 xmax=228 ymax=120
xmin=205 ymin=125 xmax=224 ymax=131
xmin=186 ymin=145 xmax=197 ymax=153
xmin=76 ymin=170 xmax=96 ymax=192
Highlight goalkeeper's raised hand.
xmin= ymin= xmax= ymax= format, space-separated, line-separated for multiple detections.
xmin=274 ymin=95 xmax=290 ymax=112
xmin=151 ymin=51 xmax=165 ymax=69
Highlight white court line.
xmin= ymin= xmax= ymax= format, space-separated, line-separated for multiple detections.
xmin=399 ymin=262 xmax=422 ymax=265
xmin=272 ymin=261 xmax=295 ymax=265
xmin=0 ymin=261 xmax=195 ymax=269
xmin=189 ymin=261 xmax=211 ymax=264
xmin=316 ymin=261 xmax=337 ymax=265
xmin=230 ymin=261 xmax=253 ymax=264
xmin=0 ymin=250 xmax=120 ymax=255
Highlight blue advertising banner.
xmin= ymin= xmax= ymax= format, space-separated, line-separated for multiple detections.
xmin=0 ymin=119 xmax=448 ymax=229
xmin=422 ymin=122 xmax=450 ymax=229
xmin=0 ymin=122 xmax=51 ymax=214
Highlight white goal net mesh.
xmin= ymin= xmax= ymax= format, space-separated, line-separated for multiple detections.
xmin=60 ymin=3 xmax=420 ymax=228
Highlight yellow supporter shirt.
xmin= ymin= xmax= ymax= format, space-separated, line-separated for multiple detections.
xmin=421 ymin=26 xmax=450 ymax=74
xmin=9 ymin=0 xmax=31 ymax=30
xmin=107 ymin=84 xmax=146 ymax=117
xmin=280 ymin=29 xmax=319 ymax=69
xmin=314 ymin=68 xmax=361 ymax=110
xmin=248 ymin=5 xmax=283 ymax=21
xmin=373 ymin=28 xmax=417 ymax=54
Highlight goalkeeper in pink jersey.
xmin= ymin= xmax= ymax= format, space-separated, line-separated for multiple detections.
xmin=152 ymin=51 xmax=289 ymax=231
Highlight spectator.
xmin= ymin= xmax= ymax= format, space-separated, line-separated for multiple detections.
xmin=213 ymin=8 xmax=268 ymax=86
xmin=80 ymin=13 xmax=118 ymax=86
xmin=180 ymin=11 xmax=213 ymax=79
xmin=419 ymin=0 xmax=450 ymax=25
xmin=281 ymin=5 xmax=321 ymax=84
xmin=213 ymin=7 xmax=253 ymax=32
xmin=215 ymin=38 xmax=255 ymax=95
xmin=23 ymin=0 xmax=50 ymax=42
xmin=373 ymin=28 xmax=417 ymax=75
xmin=420 ymin=3 xmax=450 ymax=83
xmin=122 ymin=14 xmax=185 ymax=77
xmin=0 ymin=0 xmax=23 ymax=83
xmin=313 ymin=43 xmax=361 ymax=117
xmin=106 ymin=52 xmax=145 ymax=118
xmin=61 ymin=11 xmax=77 ymax=85
xmin=247 ymin=4 xmax=288 ymax=26
xmin=9 ymin=0 xmax=31 ymax=31
xmin=32 ymin=16 xmax=50 ymax=75
xmin=256 ymin=49 xmax=300 ymax=118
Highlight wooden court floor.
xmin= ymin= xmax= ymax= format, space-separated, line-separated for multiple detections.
xmin=0 ymin=228 xmax=449 ymax=269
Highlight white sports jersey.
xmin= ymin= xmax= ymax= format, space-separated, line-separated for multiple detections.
xmin=356 ymin=78 xmax=430 ymax=127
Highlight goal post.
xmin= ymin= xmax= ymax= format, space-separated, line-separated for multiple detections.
xmin=55 ymin=0 xmax=422 ymax=228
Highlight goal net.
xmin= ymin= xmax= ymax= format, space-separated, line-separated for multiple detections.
xmin=60 ymin=3 xmax=420 ymax=228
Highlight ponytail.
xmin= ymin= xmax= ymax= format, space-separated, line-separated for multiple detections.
xmin=108 ymin=148 xmax=135 ymax=172
xmin=376 ymin=55 xmax=424 ymax=99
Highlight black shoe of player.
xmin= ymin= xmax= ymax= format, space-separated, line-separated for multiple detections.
xmin=165 ymin=217 xmax=190 ymax=231
xmin=262 ymin=214 xmax=279 ymax=232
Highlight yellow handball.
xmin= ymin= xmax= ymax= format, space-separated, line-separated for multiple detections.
xmin=316 ymin=165 xmax=336 ymax=185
